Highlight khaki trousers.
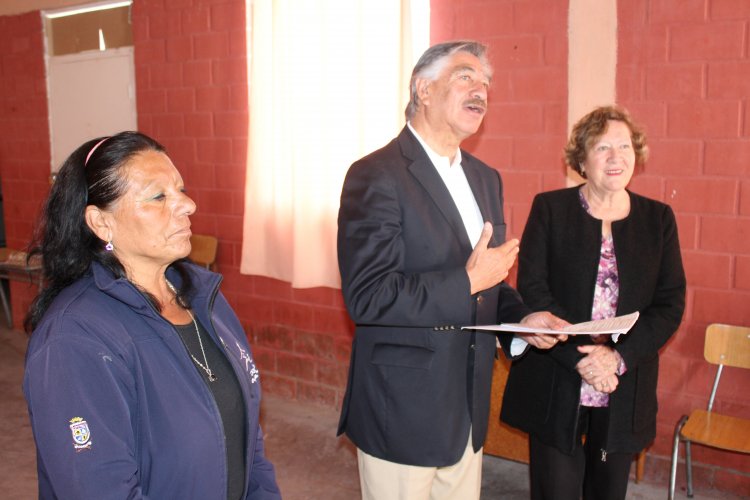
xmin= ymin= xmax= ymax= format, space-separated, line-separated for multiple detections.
xmin=356 ymin=433 xmax=482 ymax=500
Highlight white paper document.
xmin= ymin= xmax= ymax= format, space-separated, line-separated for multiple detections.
xmin=464 ymin=311 xmax=640 ymax=336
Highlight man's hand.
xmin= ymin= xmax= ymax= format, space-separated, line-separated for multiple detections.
xmin=576 ymin=344 xmax=621 ymax=393
xmin=517 ymin=311 xmax=570 ymax=349
xmin=466 ymin=222 xmax=519 ymax=295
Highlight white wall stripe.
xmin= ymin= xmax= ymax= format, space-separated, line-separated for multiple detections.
xmin=567 ymin=0 xmax=618 ymax=183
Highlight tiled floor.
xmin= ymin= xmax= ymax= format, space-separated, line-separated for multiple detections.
xmin=1 ymin=310 xmax=742 ymax=499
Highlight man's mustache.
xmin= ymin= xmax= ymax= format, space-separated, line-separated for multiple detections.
xmin=464 ymin=98 xmax=487 ymax=110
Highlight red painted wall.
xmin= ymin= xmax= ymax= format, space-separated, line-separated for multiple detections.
xmin=130 ymin=0 xmax=354 ymax=409
xmin=1 ymin=0 xmax=747 ymax=493
xmin=616 ymin=0 xmax=750 ymax=490
xmin=432 ymin=0 xmax=749 ymax=493
xmin=431 ymin=0 xmax=570 ymax=241
xmin=0 ymin=12 xmax=51 ymax=326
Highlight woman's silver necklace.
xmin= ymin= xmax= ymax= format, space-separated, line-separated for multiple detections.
xmin=166 ymin=279 xmax=217 ymax=382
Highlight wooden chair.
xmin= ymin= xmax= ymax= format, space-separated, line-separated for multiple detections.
xmin=635 ymin=449 xmax=646 ymax=483
xmin=668 ymin=324 xmax=750 ymax=499
xmin=189 ymin=234 xmax=218 ymax=271
xmin=0 ymin=248 xmax=43 ymax=328
xmin=0 ymin=248 xmax=11 ymax=327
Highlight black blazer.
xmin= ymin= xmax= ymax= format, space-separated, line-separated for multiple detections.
xmin=336 ymin=127 xmax=530 ymax=467
xmin=501 ymin=187 xmax=686 ymax=454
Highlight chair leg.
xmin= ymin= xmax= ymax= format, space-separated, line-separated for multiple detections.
xmin=669 ymin=415 xmax=689 ymax=500
xmin=685 ymin=441 xmax=693 ymax=498
xmin=0 ymin=280 xmax=12 ymax=329
xmin=635 ymin=449 xmax=646 ymax=483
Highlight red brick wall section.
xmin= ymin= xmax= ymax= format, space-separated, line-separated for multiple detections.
xmin=432 ymin=0 xmax=750 ymax=494
xmin=0 ymin=12 xmax=51 ymax=329
xmin=431 ymin=0 xmax=570 ymax=242
xmin=617 ymin=0 xmax=750 ymax=492
xmin=2 ymin=1 xmax=747 ymax=492
xmin=428 ymin=0 xmax=569 ymax=328
xmin=130 ymin=0 xmax=354 ymax=409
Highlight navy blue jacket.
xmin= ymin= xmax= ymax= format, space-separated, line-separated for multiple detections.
xmin=24 ymin=262 xmax=281 ymax=499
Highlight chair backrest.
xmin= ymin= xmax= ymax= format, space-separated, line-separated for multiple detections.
xmin=189 ymin=234 xmax=218 ymax=270
xmin=704 ymin=324 xmax=750 ymax=369
xmin=703 ymin=324 xmax=750 ymax=411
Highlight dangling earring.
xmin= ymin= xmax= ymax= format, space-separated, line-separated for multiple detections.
xmin=105 ymin=240 xmax=114 ymax=252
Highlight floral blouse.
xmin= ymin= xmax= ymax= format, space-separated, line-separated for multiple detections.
xmin=579 ymin=188 xmax=619 ymax=407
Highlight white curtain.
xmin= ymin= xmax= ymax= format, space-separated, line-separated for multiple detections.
xmin=241 ymin=0 xmax=426 ymax=288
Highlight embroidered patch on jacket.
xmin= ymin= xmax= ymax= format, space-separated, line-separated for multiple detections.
xmin=235 ymin=341 xmax=259 ymax=383
xmin=69 ymin=417 xmax=92 ymax=452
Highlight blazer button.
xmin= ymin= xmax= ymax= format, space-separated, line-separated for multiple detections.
xmin=476 ymin=295 xmax=484 ymax=304
xmin=470 ymin=344 xmax=476 ymax=350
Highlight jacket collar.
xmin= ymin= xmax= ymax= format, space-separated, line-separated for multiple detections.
xmin=91 ymin=261 xmax=221 ymax=315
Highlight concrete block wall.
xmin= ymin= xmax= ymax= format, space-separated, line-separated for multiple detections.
xmin=432 ymin=0 xmax=749 ymax=493
xmin=0 ymin=0 xmax=353 ymax=407
xmin=616 ymin=0 xmax=750 ymax=490
xmin=432 ymin=0 xmax=570 ymax=242
xmin=0 ymin=12 xmax=51 ymax=327
xmin=1 ymin=0 xmax=747 ymax=493
xmin=131 ymin=0 xmax=354 ymax=409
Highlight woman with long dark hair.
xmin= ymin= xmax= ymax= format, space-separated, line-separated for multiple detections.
xmin=24 ymin=131 xmax=280 ymax=499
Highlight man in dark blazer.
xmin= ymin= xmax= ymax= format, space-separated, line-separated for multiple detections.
xmin=337 ymin=40 xmax=568 ymax=499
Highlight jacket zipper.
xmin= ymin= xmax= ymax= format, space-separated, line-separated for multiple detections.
xmin=203 ymin=278 xmax=256 ymax=500
xmin=569 ymin=231 xmax=599 ymax=454
xmin=159 ymin=272 xmax=234 ymax=500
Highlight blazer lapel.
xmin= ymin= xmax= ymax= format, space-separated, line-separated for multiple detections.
xmin=463 ymin=158 xmax=509 ymax=247
xmin=399 ymin=128 xmax=473 ymax=250
xmin=462 ymin=158 xmax=493 ymax=222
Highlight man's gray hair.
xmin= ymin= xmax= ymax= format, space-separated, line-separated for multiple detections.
xmin=405 ymin=40 xmax=491 ymax=121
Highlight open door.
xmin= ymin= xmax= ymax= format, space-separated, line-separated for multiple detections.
xmin=44 ymin=1 xmax=136 ymax=172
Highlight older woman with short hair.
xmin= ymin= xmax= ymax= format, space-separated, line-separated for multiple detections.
xmin=24 ymin=131 xmax=280 ymax=500
xmin=501 ymin=106 xmax=686 ymax=500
